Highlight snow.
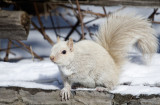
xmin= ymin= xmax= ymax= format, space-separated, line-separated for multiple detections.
xmin=121 ymin=54 xmax=160 ymax=86
xmin=0 ymin=5 xmax=160 ymax=96
xmin=0 ymin=58 xmax=63 ymax=90
xmin=111 ymin=54 xmax=160 ymax=95
xmin=111 ymin=85 xmax=160 ymax=96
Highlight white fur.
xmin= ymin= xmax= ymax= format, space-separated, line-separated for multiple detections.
xmin=50 ymin=13 xmax=158 ymax=100
xmin=59 ymin=66 xmax=73 ymax=76
xmin=96 ymin=13 xmax=158 ymax=66
xmin=50 ymin=41 xmax=74 ymax=66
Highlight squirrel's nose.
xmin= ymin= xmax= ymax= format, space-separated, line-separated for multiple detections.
xmin=50 ymin=56 xmax=54 ymax=61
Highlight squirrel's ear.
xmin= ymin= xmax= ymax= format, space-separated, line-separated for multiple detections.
xmin=57 ymin=36 xmax=60 ymax=43
xmin=67 ymin=38 xmax=73 ymax=51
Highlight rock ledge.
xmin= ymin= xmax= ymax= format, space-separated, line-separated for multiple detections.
xmin=0 ymin=87 xmax=160 ymax=105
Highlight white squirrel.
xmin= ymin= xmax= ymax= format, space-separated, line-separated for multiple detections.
xmin=50 ymin=13 xmax=158 ymax=100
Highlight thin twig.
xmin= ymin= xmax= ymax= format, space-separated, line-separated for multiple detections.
xmin=31 ymin=16 xmax=99 ymax=40
xmin=4 ymin=39 xmax=12 ymax=61
xmin=0 ymin=46 xmax=21 ymax=52
xmin=30 ymin=46 xmax=35 ymax=61
xmin=102 ymin=6 xmax=107 ymax=16
xmin=31 ymin=21 xmax=44 ymax=33
xmin=34 ymin=3 xmax=45 ymax=33
xmin=152 ymin=21 xmax=160 ymax=24
xmin=9 ymin=40 xmax=28 ymax=52
xmin=34 ymin=2 xmax=54 ymax=45
xmin=49 ymin=11 xmax=59 ymax=37
xmin=148 ymin=8 xmax=158 ymax=21
xmin=76 ymin=0 xmax=85 ymax=40
xmin=59 ymin=13 xmax=81 ymax=36
xmin=68 ymin=0 xmax=78 ymax=17
xmin=9 ymin=51 xmax=16 ymax=56
xmin=47 ymin=3 xmax=61 ymax=36
xmin=56 ymin=12 xmax=61 ymax=35
xmin=114 ymin=6 xmax=126 ymax=13
xmin=31 ymin=21 xmax=54 ymax=45
xmin=65 ymin=19 xmax=80 ymax=41
xmin=84 ymin=17 xmax=99 ymax=25
xmin=8 ymin=40 xmax=33 ymax=57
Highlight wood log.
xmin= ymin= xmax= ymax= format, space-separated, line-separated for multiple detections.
xmin=52 ymin=0 xmax=160 ymax=7
xmin=3 ymin=0 xmax=160 ymax=7
xmin=0 ymin=10 xmax=30 ymax=40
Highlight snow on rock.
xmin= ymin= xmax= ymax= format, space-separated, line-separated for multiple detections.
xmin=111 ymin=54 xmax=160 ymax=96
xmin=120 ymin=54 xmax=160 ymax=86
xmin=111 ymin=85 xmax=160 ymax=96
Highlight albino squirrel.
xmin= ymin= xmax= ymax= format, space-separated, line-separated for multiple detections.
xmin=50 ymin=13 xmax=158 ymax=100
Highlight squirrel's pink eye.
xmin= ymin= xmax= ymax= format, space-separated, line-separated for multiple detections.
xmin=62 ymin=50 xmax=66 ymax=54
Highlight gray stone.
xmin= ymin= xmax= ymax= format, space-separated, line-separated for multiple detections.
xmin=112 ymin=94 xmax=160 ymax=105
xmin=0 ymin=87 xmax=113 ymax=105
xmin=0 ymin=88 xmax=18 ymax=103
xmin=1 ymin=87 xmax=160 ymax=105
xmin=140 ymin=97 xmax=160 ymax=105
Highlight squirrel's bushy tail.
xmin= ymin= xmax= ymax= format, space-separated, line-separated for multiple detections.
xmin=96 ymin=13 xmax=158 ymax=67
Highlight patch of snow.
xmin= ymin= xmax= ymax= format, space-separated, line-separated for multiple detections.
xmin=111 ymin=85 xmax=160 ymax=96
xmin=120 ymin=54 xmax=160 ymax=86
xmin=0 ymin=58 xmax=63 ymax=90
xmin=0 ymin=81 xmax=60 ymax=90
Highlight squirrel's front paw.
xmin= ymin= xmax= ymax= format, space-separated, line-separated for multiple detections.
xmin=60 ymin=88 xmax=71 ymax=101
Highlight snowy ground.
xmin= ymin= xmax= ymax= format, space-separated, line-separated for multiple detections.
xmin=0 ymin=5 xmax=160 ymax=96
xmin=1 ymin=53 xmax=160 ymax=96
xmin=0 ymin=58 xmax=62 ymax=90
xmin=112 ymin=54 xmax=160 ymax=95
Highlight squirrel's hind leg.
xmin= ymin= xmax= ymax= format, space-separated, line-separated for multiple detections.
xmin=95 ymin=80 xmax=116 ymax=92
